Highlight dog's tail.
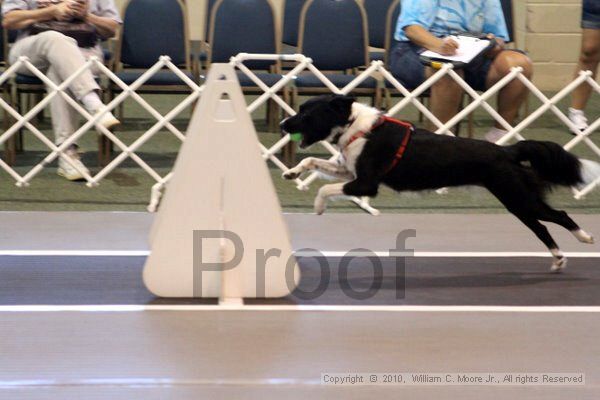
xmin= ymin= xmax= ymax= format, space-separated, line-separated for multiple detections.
xmin=506 ymin=140 xmax=600 ymax=187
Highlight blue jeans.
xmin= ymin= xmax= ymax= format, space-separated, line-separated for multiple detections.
xmin=583 ymin=0 xmax=600 ymax=29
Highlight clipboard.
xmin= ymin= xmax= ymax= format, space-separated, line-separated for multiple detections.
xmin=419 ymin=34 xmax=497 ymax=69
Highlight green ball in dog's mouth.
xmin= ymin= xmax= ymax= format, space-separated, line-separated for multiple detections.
xmin=289 ymin=133 xmax=303 ymax=142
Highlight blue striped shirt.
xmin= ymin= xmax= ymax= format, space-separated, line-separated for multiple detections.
xmin=395 ymin=0 xmax=509 ymax=42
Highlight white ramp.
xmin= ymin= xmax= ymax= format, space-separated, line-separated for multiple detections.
xmin=143 ymin=64 xmax=299 ymax=300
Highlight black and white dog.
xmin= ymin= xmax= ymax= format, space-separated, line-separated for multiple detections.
xmin=281 ymin=94 xmax=600 ymax=272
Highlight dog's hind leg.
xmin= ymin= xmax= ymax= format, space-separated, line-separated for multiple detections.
xmin=535 ymin=203 xmax=595 ymax=244
xmin=511 ymin=211 xmax=567 ymax=272
xmin=486 ymin=177 xmax=567 ymax=272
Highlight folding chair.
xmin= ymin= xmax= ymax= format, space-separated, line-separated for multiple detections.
xmin=363 ymin=0 xmax=396 ymax=62
xmin=294 ymin=0 xmax=380 ymax=105
xmin=207 ymin=0 xmax=284 ymax=132
xmin=112 ymin=0 xmax=193 ymax=95
xmin=107 ymin=0 xmax=194 ymax=164
xmin=0 ymin=18 xmax=15 ymax=164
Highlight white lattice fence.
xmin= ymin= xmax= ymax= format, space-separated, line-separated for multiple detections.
xmin=0 ymin=53 xmax=599 ymax=211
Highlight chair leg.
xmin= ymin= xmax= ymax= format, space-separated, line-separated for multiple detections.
xmin=267 ymin=98 xmax=278 ymax=133
xmin=97 ymin=133 xmax=112 ymax=167
xmin=2 ymin=91 xmax=16 ymax=166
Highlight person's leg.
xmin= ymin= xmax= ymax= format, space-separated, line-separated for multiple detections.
xmin=486 ymin=50 xmax=533 ymax=128
xmin=46 ymin=67 xmax=79 ymax=145
xmin=570 ymin=28 xmax=600 ymax=111
xmin=10 ymin=32 xmax=100 ymax=100
xmin=10 ymin=32 xmax=118 ymax=127
xmin=45 ymin=67 xmax=90 ymax=181
xmin=427 ymin=68 xmax=464 ymax=131
xmin=389 ymin=41 xmax=464 ymax=131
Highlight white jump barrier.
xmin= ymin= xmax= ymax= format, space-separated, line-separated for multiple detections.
xmin=143 ymin=64 xmax=300 ymax=303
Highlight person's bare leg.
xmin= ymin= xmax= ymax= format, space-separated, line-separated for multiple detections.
xmin=486 ymin=51 xmax=533 ymax=128
xmin=427 ymin=68 xmax=464 ymax=131
xmin=571 ymin=28 xmax=600 ymax=110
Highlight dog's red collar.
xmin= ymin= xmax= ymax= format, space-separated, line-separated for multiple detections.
xmin=344 ymin=115 xmax=413 ymax=172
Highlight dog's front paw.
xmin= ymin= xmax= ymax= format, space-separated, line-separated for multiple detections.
xmin=314 ymin=196 xmax=327 ymax=215
xmin=282 ymin=169 xmax=301 ymax=180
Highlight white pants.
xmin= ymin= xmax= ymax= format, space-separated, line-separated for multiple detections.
xmin=9 ymin=31 xmax=103 ymax=145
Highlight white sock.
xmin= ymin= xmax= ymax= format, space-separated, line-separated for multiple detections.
xmin=569 ymin=107 xmax=585 ymax=116
xmin=80 ymin=91 xmax=104 ymax=112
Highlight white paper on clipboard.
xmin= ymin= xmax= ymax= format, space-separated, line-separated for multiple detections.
xmin=421 ymin=35 xmax=492 ymax=64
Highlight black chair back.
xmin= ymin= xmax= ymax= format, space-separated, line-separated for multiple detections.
xmin=363 ymin=0 xmax=395 ymax=49
xmin=209 ymin=0 xmax=278 ymax=70
xmin=298 ymin=0 xmax=368 ymax=71
xmin=283 ymin=0 xmax=305 ymax=46
xmin=120 ymin=0 xmax=189 ymax=68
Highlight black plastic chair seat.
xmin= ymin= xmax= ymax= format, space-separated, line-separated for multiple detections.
xmin=15 ymin=74 xmax=43 ymax=85
xmin=116 ymin=70 xmax=196 ymax=86
xmin=236 ymin=71 xmax=284 ymax=88
xmin=295 ymin=73 xmax=378 ymax=89
xmin=369 ymin=51 xmax=384 ymax=62
xmin=16 ymin=74 xmax=101 ymax=85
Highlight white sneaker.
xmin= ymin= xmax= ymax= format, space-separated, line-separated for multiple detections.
xmin=57 ymin=145 xmax=90 ymax=181
xmin=86 ymin=107 xmax=120 ymax=132
xmin=568 ymin=107 xmax=588 ymax=132
xmin=484 ymin=127 xmax=509 ymax=143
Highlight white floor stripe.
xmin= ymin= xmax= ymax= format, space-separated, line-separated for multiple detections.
xmin=0 ymin=377 xmax=321 ymax=388
xmin=1 ymin=305 xmax=600 ymax=313
xmin=0 ymin=250 xmax=599 ymax=257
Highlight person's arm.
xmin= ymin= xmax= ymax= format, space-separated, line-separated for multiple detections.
xmin=2 ymin=4 xmax=71 ymax=30
xmin=404 ymin=25 xmax=459 ymax=55
xmin=84 ymin=13 xmax=119 ymax=39
xmin=69 ymin=0 xmax=119 ymax=39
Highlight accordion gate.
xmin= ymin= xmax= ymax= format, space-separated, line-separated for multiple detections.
xmin=0 ymin=53 xmax=599 ymax=211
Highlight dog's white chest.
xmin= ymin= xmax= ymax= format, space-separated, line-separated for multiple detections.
xmin=342 ymin=139 xmax=366 ymax=175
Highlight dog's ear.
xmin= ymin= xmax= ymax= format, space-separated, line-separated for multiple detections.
xmin=329 ymin=95 xmax=355 ymax=116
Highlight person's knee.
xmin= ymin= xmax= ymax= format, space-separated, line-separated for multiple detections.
xmin=432 ymin=74 xmax=462 ymax=94
xmin=494 ymin=51 xmax=533 ymax=78
xmin=580 ymin=42 xmax=600 ymax=65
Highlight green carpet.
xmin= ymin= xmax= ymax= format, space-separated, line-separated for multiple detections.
xmin=2 ymin=92 xmax=600 ymax=213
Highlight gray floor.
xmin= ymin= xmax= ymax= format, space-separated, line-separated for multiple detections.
xmin=1 ymin=256 xmax=600 ymax=305
xmin=1 ymin=310 xmax=599 ymax=399
xmin=1 ymin=212 xmax=600 ymax=399
xmin=1 ymin=211 xmax=600 ymax=253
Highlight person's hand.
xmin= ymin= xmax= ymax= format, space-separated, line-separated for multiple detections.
xmin=68 ymin=0 xmax=89 ymax=20
xmin=435 ymin=37 xmax=459 ymax=56
xmin=485 ymin=33 xmax=505 ymax=58
xmin=52 ymin=3 xmax=72 ymax=21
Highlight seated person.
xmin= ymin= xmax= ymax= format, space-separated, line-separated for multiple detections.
xmin=2 ymin=0 xmax=121 ymax=180
xmin=389 ymin=0 xmax=532 ymax=142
